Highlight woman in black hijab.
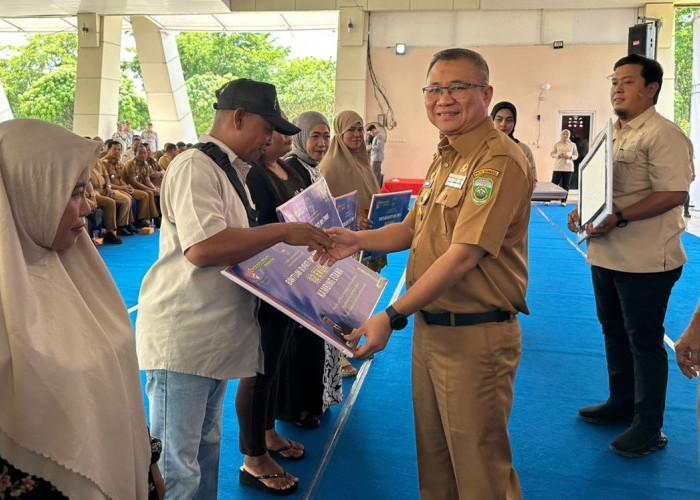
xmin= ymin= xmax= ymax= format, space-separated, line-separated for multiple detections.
xmin=490 ymin=101 xmax=537 ymax=185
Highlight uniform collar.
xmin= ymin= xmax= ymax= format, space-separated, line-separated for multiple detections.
xmin=437 ymin=116 xmax=495 ymax=157
xmin=614 ymin=105 xmax=656 ymax=131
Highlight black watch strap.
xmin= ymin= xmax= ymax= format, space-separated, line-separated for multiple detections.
xmin=385 ymin=305 xmax=408 ymax=331
xmin=614 ymin=210 xmax=627 ymax=228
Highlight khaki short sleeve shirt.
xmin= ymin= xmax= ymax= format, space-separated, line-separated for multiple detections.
xmin=405 ymin=118 xmax=532 ymax=315
xmin=587 ymin=107 xmax=690 ymax=272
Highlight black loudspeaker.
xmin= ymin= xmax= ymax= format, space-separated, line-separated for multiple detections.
xmin=628 ymin=23 xmax=656 ymax=59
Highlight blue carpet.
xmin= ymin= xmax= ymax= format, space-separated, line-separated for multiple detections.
xmin=99 ymin=204 xmax=700 ymax=499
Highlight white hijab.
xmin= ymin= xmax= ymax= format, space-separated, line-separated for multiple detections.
xmin=0 ymin=120 xmax=150 ymax=498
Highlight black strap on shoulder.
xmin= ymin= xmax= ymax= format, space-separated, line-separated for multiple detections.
xmin=192 ymin=142 xmax=258 ymax=227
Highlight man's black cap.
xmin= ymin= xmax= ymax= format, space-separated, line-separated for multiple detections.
xmin=214 ymin=79 xmax=300 ymax=136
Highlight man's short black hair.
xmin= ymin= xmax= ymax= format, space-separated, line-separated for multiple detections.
xmin=105 ymin=139 xmax=121 ymax=150
xmin=367 ymin=125 xmax=377 ymax=132
xmin=176 ymin=141 xmax=186 ymax=148
xmin=613 ymin=54 xmax=663 ymax=104
xmin=426 ymin=48 xmax=489 ymax=83
xmin=164 ymin=142 xmax=177 ymax=153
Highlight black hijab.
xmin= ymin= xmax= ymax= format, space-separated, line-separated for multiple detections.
xmin=490 ymin=101 xmax=519 ymax=144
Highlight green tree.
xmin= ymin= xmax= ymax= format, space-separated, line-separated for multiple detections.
xmin=176 ymin=32 xmax=289 ymax=83
xmin=273 ymin=57 xmax=336 ymax=120
xmin=118 ymin=74 xmax=149 ymax=130
xmin=0 ymin=33 xmax=77 ymax=113
xmin=185 ymin=73 xmax=234 ymax=136
xmin=675 ymin=7 xmax=697 ymax=134
xmin=17 ymin=64 xmax=76 ymax=128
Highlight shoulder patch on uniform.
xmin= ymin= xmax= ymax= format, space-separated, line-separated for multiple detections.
xmin=471 ymin=177 xmax=493 ymax=206
xmin=473 ymin=168 xmax=500 ymax=177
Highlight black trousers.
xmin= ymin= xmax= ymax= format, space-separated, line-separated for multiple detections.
xmin=551 ymin=171 xmax=573 ymax=201
xmin=236 ymin=301 xmax=295 ymax=456
xmin=591 ymin=265 xmax=682 ymax=430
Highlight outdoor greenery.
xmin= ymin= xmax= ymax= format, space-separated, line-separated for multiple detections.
xmin=0 ymin=31 xmax=336 ymax=137
xmin=675 ymin=7 xmax=696 ymax=134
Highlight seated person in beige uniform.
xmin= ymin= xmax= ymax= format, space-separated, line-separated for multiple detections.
xmin=91 ymin=155 xmax=137 ymax=237
xmin=101 ymin=140 xmax=157 ymax=229
xmin=143 ymin=142 xmax=165 ymax=188
xmin=320 ymin=48 xmax=532 ymax=499
xmin=125 ymin=144 xmax=160 ymax=225
xmin=159 ymin=143 xmax=178 ymax=170
xmin=84 ymin=179 xmax=122 ymax=244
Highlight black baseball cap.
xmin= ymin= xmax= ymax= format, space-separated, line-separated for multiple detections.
xmin=214 ymin=79 xmax=300 ymax=136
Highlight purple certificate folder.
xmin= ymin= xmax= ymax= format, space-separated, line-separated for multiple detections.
xmin=360 ymin=190 xmax=412 ymax=263
xmin=223 ymin=179 xmax=388 ymax=357
xmin=335 ymin=190 xmax=358 ymax=231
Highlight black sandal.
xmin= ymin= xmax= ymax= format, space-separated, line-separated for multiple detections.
xmin=239 ymin=466 xmax=298 ymax=496
xmin=268 ymin=438 xmax=305 ymax=460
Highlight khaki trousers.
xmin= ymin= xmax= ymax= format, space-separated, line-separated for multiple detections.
xmin=100 ymin=190 xmax=133 ymax=226
xmin=95 ymin=194 xmax=116 ymax=231
xmin=131 ymin=188 xmax=156 ymax=220
xmin=412 ymin=313 xmax=521 ymax=500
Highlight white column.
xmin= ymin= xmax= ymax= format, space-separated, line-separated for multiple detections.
xmin=130 ymin=16 xmax=196 ymax=144
xmin=690 ymin=10 xmax=700 ymax=207
xmin=334 ymin=7 xmax=369 ymax=121
xmin=0 ymin=80 xmax=13 ymax=122
xmin=73 ymin=14 xmax=122 ymax=139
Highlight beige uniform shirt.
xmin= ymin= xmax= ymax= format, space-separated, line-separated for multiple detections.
xmin=124 ymin=159 xmax=152 ymax=184
xmin=136 ymin=134 xmax=263 ymax=380
xmin=550 ymin=140 xmax=578 ymax=172
xmin=159 ymin=155 xmax=172 ymax=170
xmin=100 ymin=156 xmax=128 ymax=187
xmin=406 ymin=117 xmax=532 ymax=315
xmin=587 ymin=106 xmax=691 ymax=273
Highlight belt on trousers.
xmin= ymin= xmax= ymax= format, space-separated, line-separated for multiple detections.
xmin=420 ymin=310 xmax=513 ymax=327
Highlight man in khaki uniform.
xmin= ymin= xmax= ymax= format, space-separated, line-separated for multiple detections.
xmin=569 ymin=54 xmax=690 ymax=457
xmin=101 ymin=140 xmax=157 ymax=229
xmin=324 ymin=48 xmax=532 ymax=499
xmin=91 ymin=155 xmax=136 ymax=236
xmin=124 ymin=144 xmax=160 ymax=221
xmin=159 ymin=143 xmax=178 ymax=170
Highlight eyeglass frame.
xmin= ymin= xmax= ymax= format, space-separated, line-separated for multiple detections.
xmin=421 ymin=83 xmax=489 ymax=99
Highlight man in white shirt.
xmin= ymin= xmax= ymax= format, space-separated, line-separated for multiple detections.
xmin=136 ymin=79 xmax=333 ymax=498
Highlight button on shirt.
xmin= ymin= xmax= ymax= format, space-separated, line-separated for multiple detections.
xmin=135 ymin=134 xmax=263 ymax=380
xmin=587 ymin=106 xmax=691 ymax=273
xmin=405 ymin=117 xmax=532 ymax=315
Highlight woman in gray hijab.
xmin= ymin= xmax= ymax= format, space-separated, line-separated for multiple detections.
xmin=284 ymin=111 xmax=331 ymax=182
xmin=277 ymin=111 xmax=342 ymax=428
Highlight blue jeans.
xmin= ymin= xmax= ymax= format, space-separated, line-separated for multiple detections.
xmin=146 ymin=370 xmax=228 ymax=500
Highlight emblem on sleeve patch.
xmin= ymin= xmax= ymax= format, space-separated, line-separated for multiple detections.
xmin=471 ymin=177 xmax=493 ymax=206
xmin=473 ymin=168 xmax=500 ymax=177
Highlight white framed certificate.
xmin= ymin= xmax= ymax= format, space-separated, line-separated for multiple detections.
xmin=577 ymin=119 xmax=613 ymax=244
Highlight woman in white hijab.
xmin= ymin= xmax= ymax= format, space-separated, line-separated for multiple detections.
xmin=0 ymin=119 xmax=159 ymax=499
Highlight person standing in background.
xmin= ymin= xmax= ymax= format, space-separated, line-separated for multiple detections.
xmin=549 ymin=129 xmax=578 ymax=206
xmin=568 ymin=54 xmax=690 ymax=458
xmin=141 ymin=122 xmax=159 ymax=152
xmin=491 ymin=101 xmax=537 ymax=186
xmin=366 ymin=124 xmax=386 ymax=186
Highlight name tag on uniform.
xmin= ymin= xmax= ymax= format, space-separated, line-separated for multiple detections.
xmin=445 ymin=173 xmax=467 ymax=189
xmin=423 ymin=179 xmax=434 ymax=188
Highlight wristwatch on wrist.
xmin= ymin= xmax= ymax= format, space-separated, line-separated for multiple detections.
xmin=615 ymin=210 xmax=628 ymax=228
xmin=385 ymin=305 xmax=408 ymax=331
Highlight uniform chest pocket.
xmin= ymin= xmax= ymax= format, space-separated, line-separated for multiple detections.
xmin=434 ymin=187 xmax=465 ymax=235
xmin=615 ymin=141 xmax=638 ymax=164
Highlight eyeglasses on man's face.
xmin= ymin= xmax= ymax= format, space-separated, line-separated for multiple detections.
xmin=422 ymin=83 xmax=488 ymax=100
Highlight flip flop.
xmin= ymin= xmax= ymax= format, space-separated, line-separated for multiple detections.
xmin=268 ymin=438 xmax=305 ymax=460
xmin=239 ymin=466 xmax=298 ymax=496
